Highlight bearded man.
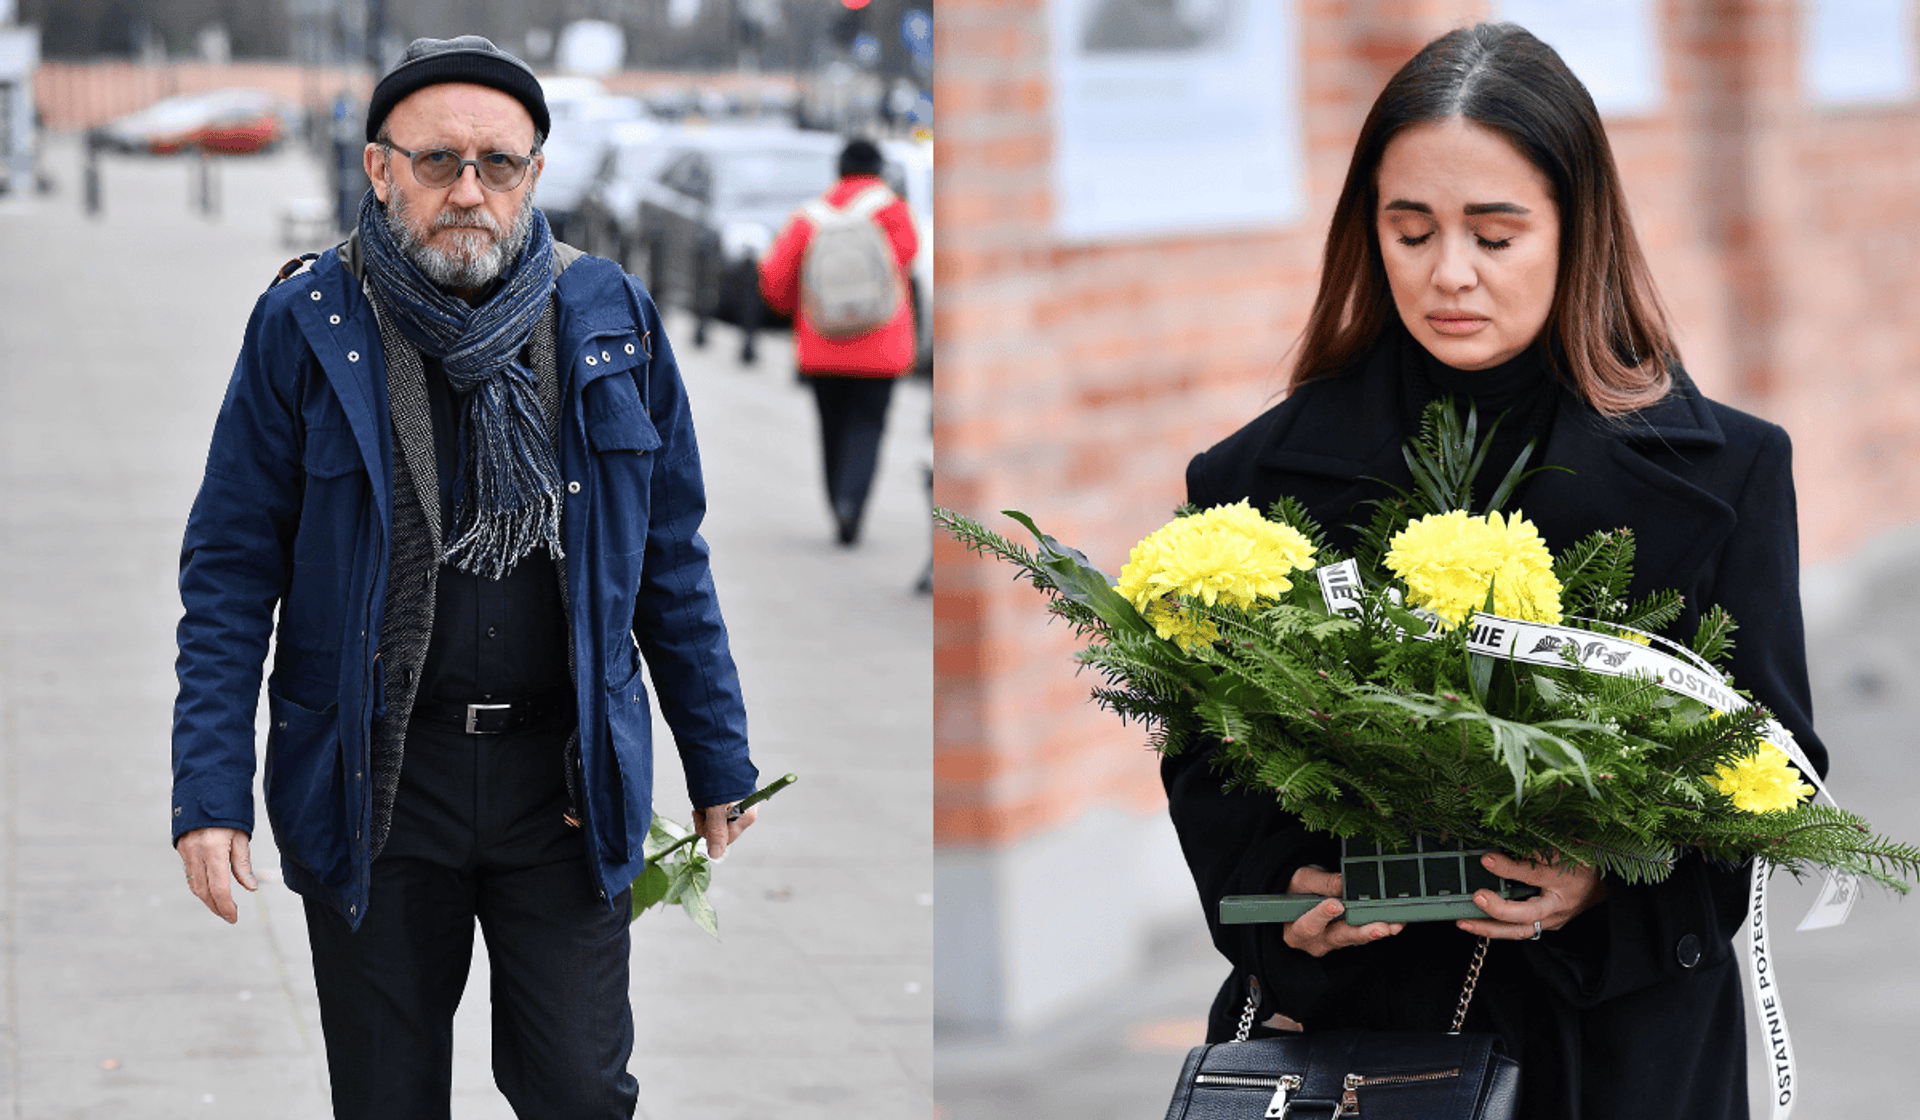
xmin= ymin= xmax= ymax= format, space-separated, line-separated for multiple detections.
xmin=170 ymin=37 xmax=760 ymax=1118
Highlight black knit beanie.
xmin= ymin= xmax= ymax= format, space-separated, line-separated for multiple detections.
xmin=365 ymin=36 xmax=550 ymax=143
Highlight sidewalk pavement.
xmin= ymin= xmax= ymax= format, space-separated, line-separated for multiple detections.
xmin=935 ymin=506 xmax=1920 ymax=1116
xmin=0 ymin=134 xmax=930 ymax=1119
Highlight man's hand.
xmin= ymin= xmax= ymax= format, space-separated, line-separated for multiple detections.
xmin=177 ymin=826 xmax=258 ymax=924
xmin=691 ymin=802 xmax=759 ymax=860
xmin=1281 ymin=865 xmax=1405 ymax=958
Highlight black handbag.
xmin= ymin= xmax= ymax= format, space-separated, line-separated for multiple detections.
xmin=1163 ymin=939 xmax=1520 ymax=1120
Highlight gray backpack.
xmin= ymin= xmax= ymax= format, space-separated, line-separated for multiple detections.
xmin=799 ymin=184 xmax=905 ymax=338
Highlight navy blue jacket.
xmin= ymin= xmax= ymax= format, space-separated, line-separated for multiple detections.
xmin=172 ymin=243 xmax=757 ymax=928
xmin=1169 ymin=340 xmax=1823 ymax=1120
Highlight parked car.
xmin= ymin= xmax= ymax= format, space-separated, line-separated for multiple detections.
xmin=633 ymin=126 xmax=844 ymax=361
xmin=566 ymin=118 xmax=682 ymax=272
xmin=89 ymin=88 xmax=296 ymax=155
xmin=535 ymin=77 xmax=648 ymax=244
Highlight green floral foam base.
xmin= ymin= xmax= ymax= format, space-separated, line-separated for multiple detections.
xmin=1219 ymin=836 xmax=1541 ymax=926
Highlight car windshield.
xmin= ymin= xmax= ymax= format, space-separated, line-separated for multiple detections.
xmin=712 ymin=149 xmax=835 ymax=209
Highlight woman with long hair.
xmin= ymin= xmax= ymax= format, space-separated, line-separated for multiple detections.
xmin=1168 ymin=23 xmax=1821 ymax=1118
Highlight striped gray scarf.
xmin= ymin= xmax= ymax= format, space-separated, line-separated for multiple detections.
xmin=357 ymin=187 xmax=563 ymax=579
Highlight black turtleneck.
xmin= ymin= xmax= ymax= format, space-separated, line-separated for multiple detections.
xmin=1393 ymin=323 xmax=1560 ymax=512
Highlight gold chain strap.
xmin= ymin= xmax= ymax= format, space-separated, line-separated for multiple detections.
xmin=1449 ymin=936 xmax=1490 ymax=1035
xmin=1234 ymin=934 xmax=1490 ymax=1042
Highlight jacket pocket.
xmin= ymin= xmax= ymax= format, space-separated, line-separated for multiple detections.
xmin=583 ymin=375 xmax=663 ymax=560
xmin=598 ymin=657 xmax=656 ymax=864
xmin=263 ymin=688 xmax=351 ymax=886
xmin=285 ymin=426 xmax=367 ymax=654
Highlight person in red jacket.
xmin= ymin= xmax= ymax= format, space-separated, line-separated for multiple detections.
xmin=759 ymin=138 xmax=919 ymax=545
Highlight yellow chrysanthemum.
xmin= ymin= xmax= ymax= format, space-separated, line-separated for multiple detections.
xmin=1384 ymin=509 xmax=1563 ymax=626
xmin=1139 ymin=598 xmax=1221 ymax=653
xmin=1708 ymin=741 xmax=1816 ymax=813
xmin=1116 ymin=501 xmax=1317 ymax=651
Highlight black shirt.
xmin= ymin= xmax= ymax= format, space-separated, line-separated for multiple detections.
xmin=413 ymin=355 xmax=571 ymax=704
xmin=1394 ymin=322 xmax=1560 ymax=512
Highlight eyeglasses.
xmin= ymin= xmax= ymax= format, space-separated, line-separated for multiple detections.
xmin=380 ymin=142 xmax=536 ymax=191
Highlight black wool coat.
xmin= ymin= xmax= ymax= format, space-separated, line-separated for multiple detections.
xmin=1166 ymin=338 xmax=1826 ymax=1120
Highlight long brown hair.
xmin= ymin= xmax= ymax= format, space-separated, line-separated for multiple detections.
xmin=1292 ymin=23 xmax=1674 ymax=415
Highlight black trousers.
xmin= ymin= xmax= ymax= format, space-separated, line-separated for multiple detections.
xmin=303 ymin=718 xmax=637 ymax=1120
xmin=808 ymin=374 xmax=896 ymax=538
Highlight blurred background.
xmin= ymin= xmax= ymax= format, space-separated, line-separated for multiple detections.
xmin=0 ymin=0 xmax=931 ymax=1115
xmin=8 ymin=0 xmax=933 ymax=370
xmin=933 ymin=0 xmax=1920 ymax=1116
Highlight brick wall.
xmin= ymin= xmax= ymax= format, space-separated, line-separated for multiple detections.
xmin=934 ymin=0 xmax=1920 ymax=874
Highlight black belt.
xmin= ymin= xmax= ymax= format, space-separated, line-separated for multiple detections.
xmin=412 ymin=688 xmax=573 ymax=735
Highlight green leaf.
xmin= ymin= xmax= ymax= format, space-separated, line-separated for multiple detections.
xmin=643 ymin=814 xmax=694 ymax=862
xmin=1468 ymin=651 xmax=1495 ymax=708
xmin=629 ymin=862 xmax=671 ymax=920
xmin=1381 ymin=603 xmax=1436 ymax=638
xmin=677 ymin=860 xmax=718 ymax=938
xmin=1000 ymin=510 xmax=1149 ymax=634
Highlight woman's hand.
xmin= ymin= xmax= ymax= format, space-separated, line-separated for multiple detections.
xmin=1282 ymin=865 xmax=1405 ymax=958
xmin=1457 ymin=851 xmax=1607 ymax=941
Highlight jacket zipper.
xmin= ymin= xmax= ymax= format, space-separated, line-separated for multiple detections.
xmin=1193 ymin=1073 xmax=1301 ymax=1118
xmin=1337 ymin=1068 xmax=1461 ymax=1116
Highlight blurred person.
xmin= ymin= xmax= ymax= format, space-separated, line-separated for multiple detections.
xmin=170 ymin=36 xmax=760 ymax=1119
xmin=758 ymin=137 xmax=918 ymax=546
xmin=1165 ymin=23 xmax=1823 ymax=1119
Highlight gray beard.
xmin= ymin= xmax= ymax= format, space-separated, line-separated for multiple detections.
xmin=384 ymin=178 xmax=537 ymax=291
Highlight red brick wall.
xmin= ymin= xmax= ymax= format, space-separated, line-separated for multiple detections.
xmin=934 ymin=1 xmax=1920 ymax=852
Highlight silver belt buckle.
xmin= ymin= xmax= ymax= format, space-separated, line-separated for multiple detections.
xmin=465 ymin=702 xmax=513 ymax=734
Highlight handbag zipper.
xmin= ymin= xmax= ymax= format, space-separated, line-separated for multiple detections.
xmin=1193 ymin=1072 xmax=1302 ymax=1118
xmin=1337 ymin=1068 xmax=1462 ymax=1115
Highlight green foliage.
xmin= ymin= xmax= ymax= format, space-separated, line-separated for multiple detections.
xmin=629 ymin=774 xmax=798 ymax=936
xmin=934 ymin=404 xmax=1920 ymax=894
xmin=1692 ymin=605 xmax=1739 ymax=669
xmin=1353 ymin=398 xmax=1562 ymax=571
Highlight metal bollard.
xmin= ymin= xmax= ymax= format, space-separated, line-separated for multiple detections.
xmin=83 ymin=145 xmax=101 ymax=217
xmin=195 ymin=149 xmax=220 ymax=218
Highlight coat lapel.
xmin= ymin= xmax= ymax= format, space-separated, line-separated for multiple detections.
xmin=1525 ymin=379 xmax=1735 ymax=597
xmin=1255 ymin=353 xmax=1737 ymax=595
xmin=1254 ymin=345 xmax=1413 ymax=539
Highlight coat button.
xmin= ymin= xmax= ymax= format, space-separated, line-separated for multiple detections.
xmin=624 ymin=342 xmax=635 ymax=355
xmin=1676 ymin=933 xmax=1702 ymax=968
xmin=600 ymin=350 xmax=610 ymax=361
xmin=347 ymin=350 xmax=360 ymax=362
xmin=329 ymin=314 xmax=341 ymax=325
xmin=309 ymin=290 xmax=322 ymax=301
xmin=349 ymin=905 xmax=357 ymax=916
xmin=173 ymin=806 xmax=182 ymax=817
xmin=567 ymin=480 xmax=581 ymax=494
xmin=585 ymin=355 xmax=597 ymax=366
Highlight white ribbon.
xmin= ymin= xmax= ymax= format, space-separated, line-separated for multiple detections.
xmin=1313 ymin=559 xmax=1852 ymax=1118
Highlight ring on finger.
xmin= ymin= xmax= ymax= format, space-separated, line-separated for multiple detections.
xmin=1529 ymin=920 xmax=1543 ymax=940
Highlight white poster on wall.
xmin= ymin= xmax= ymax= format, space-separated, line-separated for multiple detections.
xmin=1049 ymin=0 xmax=1304 ymax=241
xmin=1492 ymin=0 xmax=1665 ymax=115
xmin=1802 ymin=0 xmax=1918 ymax=104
